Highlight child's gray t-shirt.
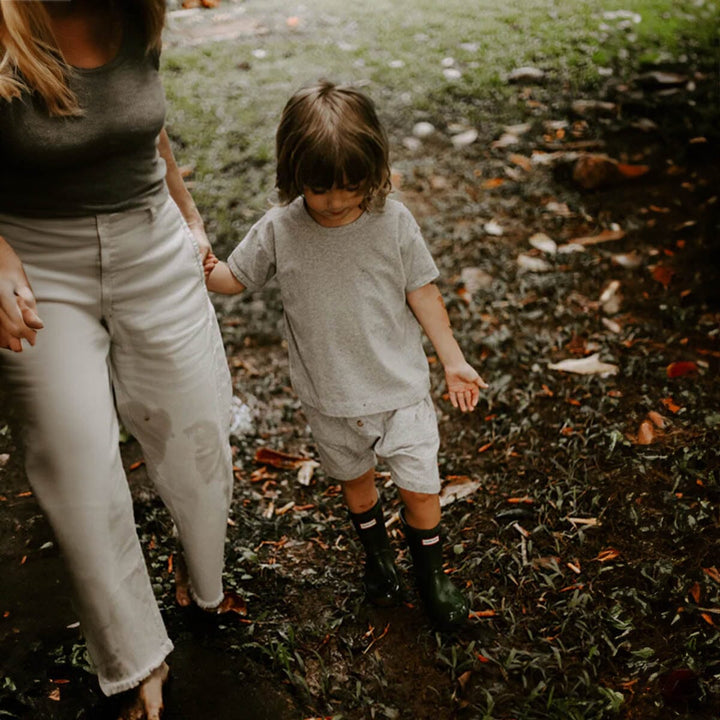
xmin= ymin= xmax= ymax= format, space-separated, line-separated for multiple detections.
xmin=227 ymin=197 xmax=439 ymax=417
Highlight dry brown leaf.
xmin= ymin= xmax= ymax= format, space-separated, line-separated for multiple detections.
xmin=570 ymin=229 xmax=626 ymax=246
xmin=596 ymin=548 xmax=621 ymax=562
xmin=637 ymin=420 xmax=655 ymax=445
xmin=254 ymin=447 xmax=309 ymax=470
xmin=689 ymin=582 xmax=702 ymax=604
xmin=509 ymin=153 xmax=533 ymax=172
xmin=647 ymin=411 xmax=666 ymax=429
xmin=217 ymin=589 xmax=248 ymax=616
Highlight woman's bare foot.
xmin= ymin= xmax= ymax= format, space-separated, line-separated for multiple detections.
xmin=174 ymin=553 xmax=192 ymax=607
xmin=118 ymin=662 xmax=169 ymax=720
xmin=174 ymin=549 xmax=247 ymax=615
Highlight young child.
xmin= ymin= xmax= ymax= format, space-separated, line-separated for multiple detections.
xmin=206 ymin=81 xmax=487 ymax=630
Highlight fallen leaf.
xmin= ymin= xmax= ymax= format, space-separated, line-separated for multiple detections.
xmin=666 ymin=361 xmax=698 ymax=379
xmin=652 ymin=265 xmax=675 ymax=289
xmin=595 ymin=548 xmax=621 ymax=562
xmin=689 ymin=582 xmax=701 ymax=604
xmin=548 ymin=353 xmax=618 ymax=376
xmin=616 ymin=163 xmax=649 ymax=179
xmin=216 ymin=589 xmax=248 ymax=616
xmin=482 ymin=177 xmax=505 ymax=189
xmin=599 ymin=280 xmax=622 ymax=314
xmin=661 ymin=397 xmax=681 ymax=414
xmin=491 ymin=133 xmax=519 ymax=149
xmin=297 ymin=459 xmax=320 ymax=486
xmin=703 ymin=567 xmax=720 ymax=584
xmin=48 ymin=688 xmax=61 ymax=702
xmin=254 ymin=447 xmax=312 ymax=470
xmin=457 ymin=670 xmax=472 ymax=691
xmin=570 ymin=229 xmax=626 ymax=246
xmin=469 ymin=609 xmax=497 ymax=618
xmin=636 ymin=420 xmax=655 ymax=445
xmin=440 ymin=478 xmax=480 ymax=507
xmin=647 ymin=411 xmax=665 ymax=429
xmin=509 ymin=153 xmax=533 ymax=172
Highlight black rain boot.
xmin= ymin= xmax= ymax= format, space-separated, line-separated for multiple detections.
xmin=349 ymin=500 xmax=403 ymax=606
xmin=401 ymin=509 xmax=468 ymax=631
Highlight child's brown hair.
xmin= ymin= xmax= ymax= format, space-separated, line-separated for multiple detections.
xmin=275 ymin=81 xmax=392 ymax=211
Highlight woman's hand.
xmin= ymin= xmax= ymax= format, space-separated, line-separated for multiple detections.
xmin=0 ymin=238 xmax=43 ymax=352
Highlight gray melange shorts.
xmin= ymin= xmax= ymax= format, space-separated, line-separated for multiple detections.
xmin=303 ymin=394 xmax=441 ymax=494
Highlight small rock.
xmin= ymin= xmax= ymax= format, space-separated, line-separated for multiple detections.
xmin=612 ymin=251 xmax=644 ymax=270
xmin=0 ymin=453 xmax=9 ymax=468
xmin=492 ymin=132 xmax=519 ymax=149
xmin=635 ymin=71 xmax=688 ymax=88
xmin=508 ymin=66 xmax=545 ymax=83
xmin=571 ymin=99 xmax=618 ymax=116
xmin=412 ymin=121 xmax=435 ymax=138
xmin=402 ymin=136 xmax=422 ymax=152
xmin=451 ymin=129 xmax=478 ymax=147
xmin=484 ymin=220 xmax=504 ymax=237
xmin=529 ymin=233 xmax=557 ymax=255
xmin=517 ymin=254 xmax=552 ymax=272
xmin=443 ymin=68 xmax=462 ymax=80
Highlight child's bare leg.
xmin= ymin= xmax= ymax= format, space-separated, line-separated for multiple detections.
xmin=118 ymin=662 xmax=169 ymax=720
xmin=397 ymin=488 xmax=441 ymax=529
xmin=341 ymin=467 xmax=378 ymax=513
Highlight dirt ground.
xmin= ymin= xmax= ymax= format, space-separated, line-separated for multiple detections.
xmin=1 ymin=2 xmax=719 ymax=719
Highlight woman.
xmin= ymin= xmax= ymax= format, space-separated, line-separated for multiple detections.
xmin=0 ymin=1 xmax=234 ymax=717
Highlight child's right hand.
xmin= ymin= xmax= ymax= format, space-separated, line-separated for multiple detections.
xmin=444 ymin=362 xmax=488 ymax=412
xmin=203 ymin=251 xmax=219 ymax=281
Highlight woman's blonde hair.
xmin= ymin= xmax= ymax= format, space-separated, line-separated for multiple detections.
xmin=275 ymin=81 xmax=392 ymax=211
xmin=0 ymin=0 xmax=165 ymax=116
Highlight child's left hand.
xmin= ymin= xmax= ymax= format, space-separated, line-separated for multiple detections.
xmin=444 ymin=362 xmax=488 ymax=412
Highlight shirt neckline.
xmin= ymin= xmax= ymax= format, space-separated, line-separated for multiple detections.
xmin=295 ymin=196 xmax=371 ymax=235
xmin=69 ymin=15 xmax=130 ymax=75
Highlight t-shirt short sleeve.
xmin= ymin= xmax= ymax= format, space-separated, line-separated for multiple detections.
xmin=399 ymin=207 xmax=439 ymax=292
xmin=227 ymin=215 xmax=278 ymax=290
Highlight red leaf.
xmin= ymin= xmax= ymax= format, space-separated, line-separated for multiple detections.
xmin=652 ymin=265 xmax=675 ymax=288
xmin=661 ymin=397 xmax=681 ymax=413
xmin=666 ymin=361 xmax=698 ymax=379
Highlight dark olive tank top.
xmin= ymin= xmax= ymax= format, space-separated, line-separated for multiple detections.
xmin=0 ymin=18 xmax=166 ymax=217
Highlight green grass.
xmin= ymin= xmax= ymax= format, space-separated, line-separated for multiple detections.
xmin=162 ymin=0 xmax=718 ymax=254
